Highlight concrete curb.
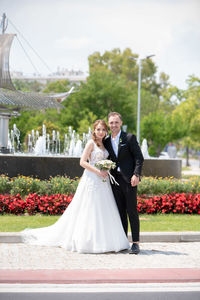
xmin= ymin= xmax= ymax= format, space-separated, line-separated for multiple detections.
xmin=0 ymin=232 xmax=200 ymax=243
xmin=140 ymin=232 xmax=200 ymax=243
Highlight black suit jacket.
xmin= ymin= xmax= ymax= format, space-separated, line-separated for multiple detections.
xmin=104 ymin=131 xmax=144 ymax=183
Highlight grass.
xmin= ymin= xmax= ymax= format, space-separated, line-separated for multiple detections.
xmin=181 ymin=174 xmax=200 ymax=180
xmin=0 ymin=214 xmax=200 ymax=232
xmin=182 ymin=166 xmax=191 ymax=171
xmin=140 ymin=214 xmax=200 ymax=232
xmin=0 ymin=215 xmax=59 ymax=232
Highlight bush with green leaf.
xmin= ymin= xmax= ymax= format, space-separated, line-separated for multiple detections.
xmin=0 ymin=175 xmax=10 ymax=194
xmin=9 ymin=176 xmax=47 ymax=196
xmin=48 ymin=176 xmax=79 ymax=195
xmin=138 ymin=176 xmax=199 ymax=195
xmin=0 ymin=174 xmax=199 ymax=196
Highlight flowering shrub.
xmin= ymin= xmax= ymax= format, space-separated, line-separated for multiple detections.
xmin=137 ymin=193 xmax=200 ymax=214
xmin=0 ymin=193 xmax=73 ymax=215
xmin=25 ymin=193 xmax=73 ymax=215
xmin=138 ymin=176 xmax=200 ymax=195
xmin=0 ymin=175 xmax=199 ymax=196
xmin=0 ymin=194 xmax=26 ymax=215
xmin=0 ymin=175 xmax=79 ymax=196
xmin=9 ymin=176 xmax=43 ymax=196
xmin=0 ymin=175 xmax=10 ymax=194
xmin=48 ymin=176 xmax=79 ymax=195
xmin=0 ymin=193 xmax=199 ymax=215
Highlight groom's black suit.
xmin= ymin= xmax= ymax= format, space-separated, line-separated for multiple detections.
xmin=104 ymin=131 xmax=144 ymax=242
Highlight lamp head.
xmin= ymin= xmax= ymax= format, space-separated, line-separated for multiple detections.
xmin=146 ymin=54 xmax=155 ymax=59
xmin=128 ymin=56 xmax=137 ymax=60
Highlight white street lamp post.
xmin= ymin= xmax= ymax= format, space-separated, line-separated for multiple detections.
xmin=129 ymin=55 xmax=155 ymax=145
xmin=137 ymin=59 xmax=142 ymax=145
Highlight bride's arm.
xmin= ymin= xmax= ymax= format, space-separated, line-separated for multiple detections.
xmin=80 ymin=140 xmax=108 ymax=179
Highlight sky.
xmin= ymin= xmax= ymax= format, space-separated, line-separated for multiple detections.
xmin=0 ymin=0 xmax=200 ymax=89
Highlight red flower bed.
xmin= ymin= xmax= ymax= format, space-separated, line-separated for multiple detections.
xmin=0 ymin=193 xmax=73 ymax=215
xmin=137 ymin=193 xmax=200 ymax=214
xmin=0 ymin=194 xmax=26 ymax=215
xmin=0 ymin=193 xmax=199 ymax=215
xmin=25 ymin=193 xmax=73 ymax=215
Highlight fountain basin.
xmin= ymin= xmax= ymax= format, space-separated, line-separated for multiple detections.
xmin=142 ymin=158 xmax=182 ymax=179
xmin=0 ymin=155 xmax=182 ymax=179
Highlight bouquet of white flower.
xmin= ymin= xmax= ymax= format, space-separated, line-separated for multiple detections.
xmin=95 ymin=160 xmax=119 ymax=185
xmin=95 ymin=159 xmax=116 ymax=171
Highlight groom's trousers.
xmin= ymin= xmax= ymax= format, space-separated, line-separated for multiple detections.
xmin=111 ymin=172 xmax=139 ymax=242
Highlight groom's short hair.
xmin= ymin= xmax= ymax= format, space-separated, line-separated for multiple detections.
xmin=108 ymin=112 xmax=122 ymax=120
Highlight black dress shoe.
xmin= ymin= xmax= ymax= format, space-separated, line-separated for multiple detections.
xmin=129 ymin=243 xmax=140 ymax=255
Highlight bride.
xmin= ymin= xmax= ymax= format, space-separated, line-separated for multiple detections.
xmin=22 ymin=120 xmax=130 ymax=253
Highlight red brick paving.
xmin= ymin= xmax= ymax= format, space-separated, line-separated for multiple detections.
xmin=0 ymin=269 xmax=200 ymax=284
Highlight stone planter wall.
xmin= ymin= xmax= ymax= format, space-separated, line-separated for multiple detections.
xmin=0 ymin=155 xmax=182 ymax=179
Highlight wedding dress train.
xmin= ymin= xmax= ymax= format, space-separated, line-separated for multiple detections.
xmin=22 ymin=140 xmax=130 ymax=253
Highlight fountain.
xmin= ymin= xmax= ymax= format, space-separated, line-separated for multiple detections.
xmin=141 ymin=139 xmax=181 ymax=178
xmin=0 ymin=127 xmax=182 ymax=179
xmin=0 ymin=123 xmax=92 ymax=179
xmin=6 ymin=123 xmax=91 ymax=158
xmin=34 ymin=136 xmax=46 ymax=155
xmin=141 ymin=138 xmax=150 ymax=159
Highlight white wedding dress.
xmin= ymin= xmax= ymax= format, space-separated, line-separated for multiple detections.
xmin=22 ymin=140 xmax=130 ymax=253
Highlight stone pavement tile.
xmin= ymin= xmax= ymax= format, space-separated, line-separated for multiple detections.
xmin=1 ymin=241 xmax=200 ymax=286
xmin=0 ymin=269 xmax=200 ymax=284
xmin=1 ymin=242 xmax=200 ymax=270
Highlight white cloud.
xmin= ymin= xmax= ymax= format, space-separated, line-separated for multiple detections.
xmin=1 ymin=0 xmax=200 ymax=88
xmin=55 ymin=36 xmax=92 ymax=50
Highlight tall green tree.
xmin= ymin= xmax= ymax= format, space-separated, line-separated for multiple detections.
xmin=141 ymin=110 xmax=173 ymax=156
xmin=43 ymin=79 xmax=71 ymax=93
xmin=63 ymin=69 xmax=137 ymax=131
xmin=171 ymin=75 xmax=200 ymax=164
xmin=13 ymin=79 xmax=44 ymax=92
xmin=172 ymin=76 xmax=200 ymax=142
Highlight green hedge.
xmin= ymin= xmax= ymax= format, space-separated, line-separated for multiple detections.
xmin=138 ymin=176 xmax=200 ymax=195
xmin=0 ymin=174 xmax=199 ymax=196
xmin=0 ymin=175 xmax=79 ymax=196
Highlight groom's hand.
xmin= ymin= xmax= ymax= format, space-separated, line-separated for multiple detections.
xmin=131 ymin=175 xmax=140 ymax=187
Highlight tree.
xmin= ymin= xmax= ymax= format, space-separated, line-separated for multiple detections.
xmin=13 ymin=79 xmax=44 ymax=92
xmin=63 ymin=69 xmax=138 ymax=132
xmin=77 ymin=111 xmax=97 ymax=135
xmin=141 ymin=111 xmax=173 ymax=156
xmin=172 ymin=76 xmax=200 ymax=141
xmin=88 ymin=48 xmax=158 ymax=85
xmin=43 ymin=79 xmax=71 ymax=93
xmin=171 ymin=75 xmax=200 ymax=165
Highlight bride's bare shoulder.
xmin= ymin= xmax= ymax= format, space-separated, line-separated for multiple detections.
xmin=87 ymin=139 xmax=95 ymax=146
xmin=85 ymin=139 xmax=95 ymax=151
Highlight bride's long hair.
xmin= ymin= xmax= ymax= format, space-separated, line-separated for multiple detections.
xmin=92 ymin=120 xmax=108 ymax=147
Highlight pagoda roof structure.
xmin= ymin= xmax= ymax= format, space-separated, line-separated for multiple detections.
xmin=0 ymin=33 xmax=65 ymax=111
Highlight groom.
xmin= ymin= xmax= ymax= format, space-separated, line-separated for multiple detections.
xmin=104 ymin=112 xmax=144 ymax=254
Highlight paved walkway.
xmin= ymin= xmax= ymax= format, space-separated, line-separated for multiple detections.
xmin=1 ymin=268 xmax=200 ymax=284
xmin=181 ymin=158 xmax=200 ymax=176
xmin=1 ymin=241 xmax=200 ymax=270
xmin=0 ymin=239 xmax=200 ymax=284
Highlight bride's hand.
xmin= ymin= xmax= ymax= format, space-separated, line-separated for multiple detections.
xmin=98 ymin=170 xmax=108 ymax=179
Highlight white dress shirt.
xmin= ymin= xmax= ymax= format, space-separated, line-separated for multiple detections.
xmin=111 ymin=130 xmax=121 ymax=157
xmin=111 ymin=131 xmax=121 ymax=172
